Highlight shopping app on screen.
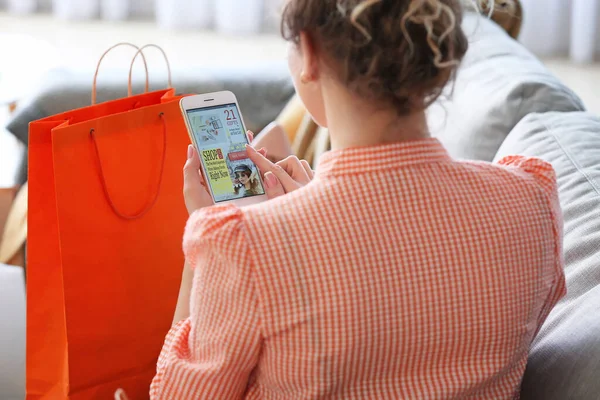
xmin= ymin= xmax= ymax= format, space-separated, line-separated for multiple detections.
xmin=186 ymin=103 xmax=265 ymax=203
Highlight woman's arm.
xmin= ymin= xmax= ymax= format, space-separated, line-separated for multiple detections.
xmin=174 ymin=140 xmax=310 ymax=326
xmin=172 ymin=262 xmax=193 ymax=325
xmin=150 ymin=206 xmax=262 ymax=400
xmin=172 ymin=139 xmax=267 ymax=325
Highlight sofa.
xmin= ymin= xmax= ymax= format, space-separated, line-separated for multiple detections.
xmin=432 ymin=16 xmax=600 ymax=399
xmin=2 ymin=12 xmax=599 ymax=400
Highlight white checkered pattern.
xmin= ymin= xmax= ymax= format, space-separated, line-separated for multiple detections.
xmin=150 ymin=138 xmax=565 ymax=399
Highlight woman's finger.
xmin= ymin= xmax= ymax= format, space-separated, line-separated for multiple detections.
xmin=301 ymin=160 xmax=314 ymax=179
xmin=263 ymin=172 xmax=285 ymax=200
xmin=277 ymin=156 xmax=311 ymax=184
xmin=246 ymin=130 xmax=268 ymax=159
xmin=246 ymin=145 xmax=299 ymax=192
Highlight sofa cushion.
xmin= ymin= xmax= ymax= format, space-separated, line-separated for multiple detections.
xmin=494 ymin=111 xmax=600 ymax=400
xmin=428 ymin=14 xmax=585 ymax=162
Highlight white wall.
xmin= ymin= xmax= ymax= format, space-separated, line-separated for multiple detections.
xmin=130 ymin=0 xmax=155 ymax=19
xmin=1 ymin=0 xmax=283 ymax=33
xmin=1 ymin=0 xmax=155 ymax=18
xmin=519 ymin=0 xmax=600 ymax=60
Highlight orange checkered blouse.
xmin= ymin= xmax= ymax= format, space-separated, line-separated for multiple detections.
xmin=150 ymin=138 xmax=565 ymax=399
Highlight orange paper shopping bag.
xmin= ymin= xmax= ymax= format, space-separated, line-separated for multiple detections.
xmin=27 ymin=44 xmax=189 ymax=399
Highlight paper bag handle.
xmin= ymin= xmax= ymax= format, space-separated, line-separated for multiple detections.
xmin=90 ymin=113 xmax=168 ymax=220
xmin=92 ymin=42 xmax=150 ymax=105
xmin=128 ymin=44 xmax=173 ymax=94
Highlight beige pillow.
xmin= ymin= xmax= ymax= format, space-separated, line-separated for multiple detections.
xmin=428 ymin=14 xmax=584 ymax=161
xmin=0 ymin=183 xmax=26 ymax=267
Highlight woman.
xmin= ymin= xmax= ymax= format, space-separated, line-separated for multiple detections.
xmin=233 ymin=164 xmax=262 ymax=197
xmin=151 ymin=1 xmax=565 ymax=398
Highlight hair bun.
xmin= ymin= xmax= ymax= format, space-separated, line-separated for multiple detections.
xmin=282 ymin=0 xmax=469 ymax=114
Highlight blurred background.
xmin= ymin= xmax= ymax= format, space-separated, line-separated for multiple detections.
xmin=0 ymin=0 xmax=287 ymax=72
xmin=0 ymin=0 xmax=599 ymax=187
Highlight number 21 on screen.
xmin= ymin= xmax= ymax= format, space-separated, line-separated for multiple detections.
xmin=225 ymin=110 xmax=237 ymax=121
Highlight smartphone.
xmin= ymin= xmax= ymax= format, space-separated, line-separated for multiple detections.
xmin=180 ymin=91 xmax=268 ymax=207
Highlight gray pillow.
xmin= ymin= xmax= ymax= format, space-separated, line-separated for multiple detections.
xmin=6 ymin=62 xmax=294 ymax=146
xmin=494 ymin=112 xmax=600 ymax=400
xmin=429 ymin=14 xmax=585 ymax=161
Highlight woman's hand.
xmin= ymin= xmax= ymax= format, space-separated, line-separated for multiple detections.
xmin=246 ymin=144 xmax=314 ymax=199
xmin=183 ymin=145 xmax=214 ymax=215
xmin=183 ymin=132 xmax=268 ymax=214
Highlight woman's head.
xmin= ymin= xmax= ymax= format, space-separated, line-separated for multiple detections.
xmin=282 ymin=0 xmax=469 ymax=126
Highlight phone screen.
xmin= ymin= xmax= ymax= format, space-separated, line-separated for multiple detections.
xmin=185 ymin=103 xmax=265 ymax=203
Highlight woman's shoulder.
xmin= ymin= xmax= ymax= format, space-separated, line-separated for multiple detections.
xmin=457 ymin=155 xmax=557 ymax=199
xmin=183 ymin=204 xmax=247 ymax=268
xmin=185 ymin=204 xmax=244 ymax=237
xmin=494 ymin=155 xmax=558 ymax=199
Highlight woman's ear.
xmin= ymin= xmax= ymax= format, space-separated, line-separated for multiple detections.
xmin=299 ymin=31 xmax=319 ymax=82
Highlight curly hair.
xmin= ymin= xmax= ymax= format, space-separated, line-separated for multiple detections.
xmin=281 ymin=0 xmax=472 ymax=115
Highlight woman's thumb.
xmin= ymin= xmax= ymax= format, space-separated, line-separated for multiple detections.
xmin=183 ymin=146 xmax=202 ymax=191
xmin=264 ymin=172 xmax=285 ymax=199
xmin=184 ymin=144 xmax=200 ymax=172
